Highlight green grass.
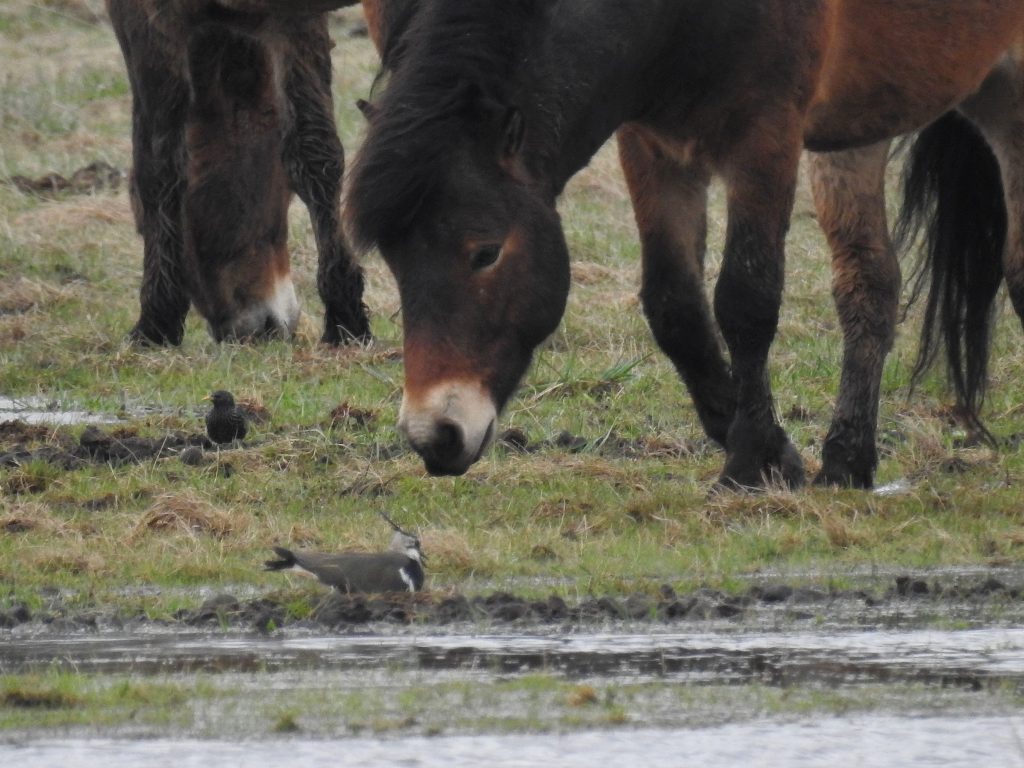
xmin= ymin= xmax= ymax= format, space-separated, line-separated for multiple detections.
xmin=0 ymin=671 xmax=193 ymax=732
xmin=2 ymin=668 xmax=1020 ymax=739
xmin=1 ymin=1 xmax=1024 ymax=620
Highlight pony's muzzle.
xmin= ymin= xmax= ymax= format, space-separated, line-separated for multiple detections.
xmin=399 ymin=381 xmax=497 ymax=475
xmin=207 ymin=275 xmax=300 ymax=342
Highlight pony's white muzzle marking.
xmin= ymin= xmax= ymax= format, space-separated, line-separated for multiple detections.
xmin=213 ymin=273 xmax=300 ymax=341
xmin=399 ymin=381 xmax=497 ymax=475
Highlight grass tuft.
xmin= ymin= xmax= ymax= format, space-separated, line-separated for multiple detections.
xmin=132 ymin=492 xmax=244 ymax=541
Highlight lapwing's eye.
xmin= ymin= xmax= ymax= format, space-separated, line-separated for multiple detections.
xmin=469 ymin=244 xmax=502 ymax=272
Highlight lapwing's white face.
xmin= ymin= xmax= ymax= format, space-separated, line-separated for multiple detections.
xmin=390 ymin=531 xmax=425 ymax=564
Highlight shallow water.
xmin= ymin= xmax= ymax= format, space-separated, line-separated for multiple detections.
xmin=4 ymin=716 xmax=1023 ymax=768
xmin=4 ymin=626 xmax=1024 ymax=687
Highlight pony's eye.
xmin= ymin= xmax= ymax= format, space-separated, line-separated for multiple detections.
xmin=469 ymin=244 xmax=502 ymax=271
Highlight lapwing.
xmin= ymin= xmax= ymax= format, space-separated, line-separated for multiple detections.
xmin=264 ymin=513 xmax=426 ymax=593
xmin=204 ymin=390 xmax=248 ymax=444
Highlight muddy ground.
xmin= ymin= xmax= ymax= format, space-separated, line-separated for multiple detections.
xmin=0 ymin=419 xmax=701 ymax=474
xmin=3 ymin=571 xmax=1022 ymax=637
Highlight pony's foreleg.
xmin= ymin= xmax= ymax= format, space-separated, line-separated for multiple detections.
xmin=807 ymin=143 xmax=897 ymax=489
xmin=283 ymin=39 xmax=371 ymax=345
xmin=123 ymin=58 xmax=191 ymax=346
xmin=617 ymin=127 xmax=735 ymax=446
xmin=712 ymin=130 xmax=805 ymax=490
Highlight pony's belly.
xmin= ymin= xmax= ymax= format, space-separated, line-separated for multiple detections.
xmin=804 ymin=0 xmax=1024 ymax=151
xmin=802 ymin=96 xmax=953 ymax=153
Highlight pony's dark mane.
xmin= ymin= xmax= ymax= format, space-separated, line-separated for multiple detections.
xmin=346 ymin=0 xmax=549 ymax=252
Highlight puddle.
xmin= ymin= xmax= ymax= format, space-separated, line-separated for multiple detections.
xmin=874 ymin=478 xmax=915 ymax=496
xmin=3 ymin=716 xmax=1023 ymax=767
xmin=0 ymin=395 xmax=119 ymax=426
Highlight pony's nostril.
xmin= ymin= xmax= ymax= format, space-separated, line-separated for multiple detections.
xmin=432 ymin=419 xmax=465 ymax=465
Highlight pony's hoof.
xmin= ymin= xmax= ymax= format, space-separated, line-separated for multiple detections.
xmin=815 ymin=442 xmax=875 ymax=489
xmin=813 ymin=465 xmax=873 ymax=489
xmin=715 ymin=439 xmax=805 ymax=492
xmin=772 ymin=440 xmax=806 ymax=488
xmin=127 ymin=322 xmax=182 ymax=347
xmin=321 ymin=306 xmax=372 ymax=346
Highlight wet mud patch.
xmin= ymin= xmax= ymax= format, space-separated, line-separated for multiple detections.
xmin=496 ymin=427 xmax=708 ymax=460
xmin=0 ymin=418 xmax=713 ymax=479
xmin=0 ymin=422 xmax=212 ymax=474
xmin=5 ymin=161 xmax=122 ymax=198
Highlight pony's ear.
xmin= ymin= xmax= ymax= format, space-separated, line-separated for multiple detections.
xmin=502 ymin=108 xmax=526 ymax=160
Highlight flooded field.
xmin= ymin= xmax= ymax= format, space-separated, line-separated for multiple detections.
xmin=2 ymin=614 xmax=1023 ymax=766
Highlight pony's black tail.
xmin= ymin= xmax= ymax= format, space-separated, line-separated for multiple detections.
xmin=894 ymin=111 xmax=1006 ymax=442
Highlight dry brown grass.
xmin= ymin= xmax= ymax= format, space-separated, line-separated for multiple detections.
xmin=810 ymin=505 xmax=870 ymax=550
xmin=25 ymin=546 xmax=106 ymax=576
xmin=38 ymin=0 xmax=106 ymax=24
xmin=14 ymin=197 xmax=133 ymax=229
xmin=566 ymin=684 xmax=600 ymax=707
xmin=131 ymin=492 xmax=244 ymax=541
xmin=0 ymin=277 xmax=73 ymax=315
xmin=1 ymin=502 xmax=70 ymax=536
xmin=420 ymin=527 xmax=474 ymax=575
xmin=703 ymin=489 xmax=807 ymax=525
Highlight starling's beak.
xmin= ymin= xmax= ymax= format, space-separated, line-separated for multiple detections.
xmin=202 ymin=395 xmax=212 ymax=402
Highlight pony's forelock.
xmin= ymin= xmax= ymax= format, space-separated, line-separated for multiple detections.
xmin=346 ymin=0 xmax=549 ymax=252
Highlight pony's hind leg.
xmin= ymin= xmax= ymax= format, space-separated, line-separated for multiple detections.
xmin=616 ymin=126 xmax=736 ymax=447
xmin=283 ymin=22 xmax=370 ymax=345
xmin=807 ymin=142 xmax=898 ymax=488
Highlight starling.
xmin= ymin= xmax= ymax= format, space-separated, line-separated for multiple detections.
xmin=204 ymin=390 xmax=248 ymax=444
xmin=264 ymin=513 xmax=426 ymax=593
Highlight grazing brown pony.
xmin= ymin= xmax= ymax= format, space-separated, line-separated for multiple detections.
xmin=108 ymin=0 xmax=377 ymax=344
xmin=337 ymin=0 xmax=1024 ymax=490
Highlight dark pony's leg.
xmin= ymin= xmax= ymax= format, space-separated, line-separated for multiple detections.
xmin=808 ymin=143 xmax=899 ymax=488
xmin=282 ymin=19 xmax=371 ymax=344
xmin=713 ymin=116 xmax=805 ymax=490
xmin=617 ymin=126 xmax=736 ymax=446
xmin=110 ymin=5 xmax=191 ymax=345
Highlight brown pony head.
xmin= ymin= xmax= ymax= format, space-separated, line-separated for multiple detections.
xmin=348 ymin=0 xmax=570 ymax=475
xmin=182 ymin=20 xmax=298 ymax=342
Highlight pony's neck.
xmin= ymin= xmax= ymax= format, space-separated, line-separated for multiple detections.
xmin=521 ymin=0 xmax=690 ymax=195
xmin=520 ymin=0 xmax=760 ymax=197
